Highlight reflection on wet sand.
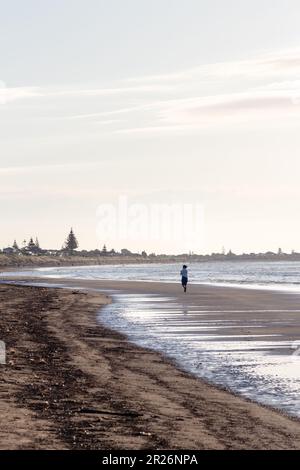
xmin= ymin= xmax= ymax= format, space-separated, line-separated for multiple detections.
xmin=101 ymin=292 xmax=300 ymax=418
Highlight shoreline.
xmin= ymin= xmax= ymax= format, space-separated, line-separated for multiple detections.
xmin=2 ymin=256 xmax=300 ymax=272
xmin=6 ymin=276 xmax=300 ymax=417
xmin=1 ymin=282 xmax=300 ymax=449
xmin=4 ymin=275 xmax=300 ymax=296
xmin=3 ymin=262 xmax=300 ymax=296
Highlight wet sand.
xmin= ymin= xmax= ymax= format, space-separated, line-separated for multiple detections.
xmin=1 ymin=280 xmax=300 ymax=449
xmin=15 ymin=276 xmax=300 ymax=344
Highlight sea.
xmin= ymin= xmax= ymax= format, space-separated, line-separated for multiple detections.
xmin=5 ymin=260 xmax=300 ymax=292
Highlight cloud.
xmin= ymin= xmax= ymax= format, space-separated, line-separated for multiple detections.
xmin=49 ymin=84 xmax=176 ymax=97
xmin=2 ymin=47 xmax=300 ymax=136
xmin=114 ymin=125 xmax=194 ymax=136
xmin=112 ymin=89 xmax=300 ymax=136
xmin=70 ymin=48 xmax=300 ymax=133
xmin=0 ymin=86 xmax=42 ymax=104
xmin=125 ymin=48 xmax=300 ymax=84
xmin=60 ymin=104 xmax=156 ymax=120
xmin=162 ymin=91 xmax=300 ymax=122
xmin=0 ymin=161 xmax=106 ymax=175
xmin=0 ymin=84 xmax=176 ymax=105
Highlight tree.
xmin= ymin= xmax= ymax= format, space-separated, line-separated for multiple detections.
xmin=28 ymin=237 xmax=36 ymax=249
xmin=35 ymin=237 xmax=40 ymax=249
xmin=64 ymin=228 xmax=78 ymax=254
xmin=102 ymin=244 xmax=107 ymax=255
xmin=26 ymin=237 xmax=41 ymax=255
xmin=12 ymin=240 xmax=19 ymax=251
xmin=121 ymin=248 xmax=132 ymax=256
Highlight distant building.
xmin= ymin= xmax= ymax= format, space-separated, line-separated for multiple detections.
xmin=3 ymin=247 xmax=15 ymax=255
xmin=2 ymin=241 xmax=21 ymax=255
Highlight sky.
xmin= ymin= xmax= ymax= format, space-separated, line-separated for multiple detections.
xmin=1 ymin=0 xmax=300 ymax=254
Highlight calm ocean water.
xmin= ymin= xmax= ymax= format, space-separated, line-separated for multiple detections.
xmin=3 ymin=260 xmax=300 ymax=291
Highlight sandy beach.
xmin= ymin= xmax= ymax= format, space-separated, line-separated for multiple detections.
xmin=3 ymin=0 xmax=300 ymax=455
xmin=1 ymin=279 xmax=300 ymax=450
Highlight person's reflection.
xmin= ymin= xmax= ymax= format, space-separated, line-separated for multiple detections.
xmin=182 ymin=305 xmax=189 ymax=316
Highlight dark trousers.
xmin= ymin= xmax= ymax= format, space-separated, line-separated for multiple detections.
xmin=181 ymin=276 xmax=188 ymax=287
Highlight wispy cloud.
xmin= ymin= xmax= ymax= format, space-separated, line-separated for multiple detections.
xmin=125 ymin=48 xmax=300 ymax=84
xmin=49 ymin=84 xmax=177 ymax=97
xmin=0 ymin=86 xmax=42 ymax=103
xmin=112 ymin=49 xmax=300 ymax=134
xmin=0 ymin=84 xmax=176 ymax=104
xmin=0 ymin=161 xmax=106 ymax=175
xmin=2 ymin=48 xmax=300 ymax=135
xmin=112 ymin=90 xmax=300 ymax=135
xmin=160 ymin=90 xmax=300 ymax=122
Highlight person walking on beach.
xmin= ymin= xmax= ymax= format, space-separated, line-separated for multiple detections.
xmin=180 ymin=265 xmax=188 ymax=293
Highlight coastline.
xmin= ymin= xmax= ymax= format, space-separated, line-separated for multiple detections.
xmin=2 ymin=255 xmax=300 ymax=271
xmin=3 ymin=260 xmax=300 ymax=296
xmin=0 ymin=254 xmax=180 ymax=269
xmin=1 ymin=282 xmax=300 ymax=449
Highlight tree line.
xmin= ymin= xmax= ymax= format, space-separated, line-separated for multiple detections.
xmin=3 ymin=228 xmax=79 ymax=255
xmin=1 ymin=229 xmax=149 ymax=258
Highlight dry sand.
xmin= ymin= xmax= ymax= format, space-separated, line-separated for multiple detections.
xmin=1 ymin=279 xmax=300 ymax=449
